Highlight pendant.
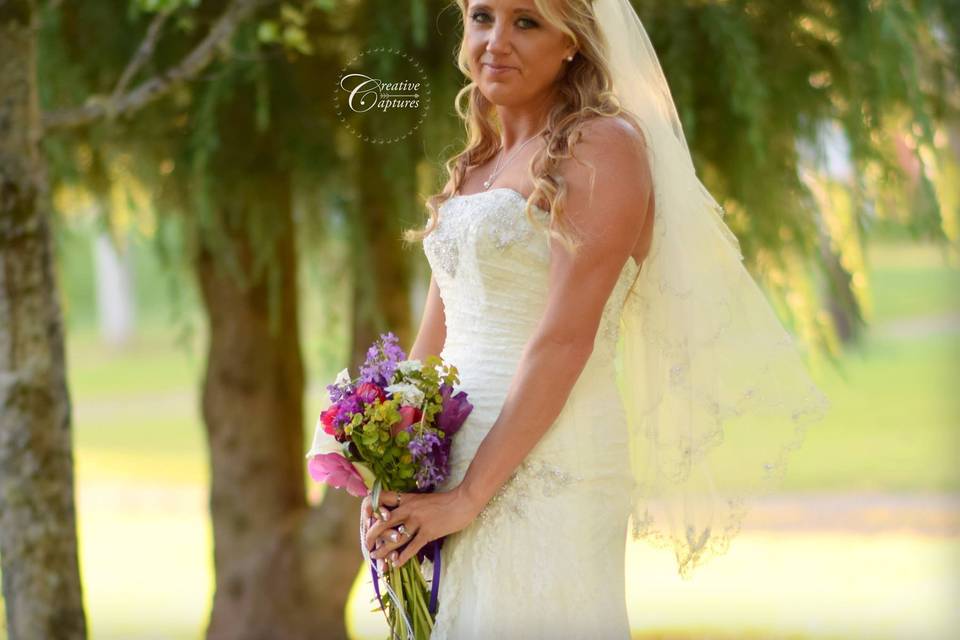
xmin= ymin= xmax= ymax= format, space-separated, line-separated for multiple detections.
xmin=483 ymin=179 xmax=491 ymax=189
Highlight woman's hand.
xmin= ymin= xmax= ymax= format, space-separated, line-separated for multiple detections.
xmin=362 ymin=486 xmax=481 ymax=569
xmin=361 ymin=494 xmax=394 ymax=571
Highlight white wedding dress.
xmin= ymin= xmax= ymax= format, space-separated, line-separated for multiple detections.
xmin=421 ymin=187 xmax=641 ymax=639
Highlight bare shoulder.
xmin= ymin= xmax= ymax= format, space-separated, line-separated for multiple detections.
xmin=580 ymin=114 xmax=647 ymax=151
xmin=536 ymin=115 xmax=652 ymax=348
xmin=560 ymin=114 xmax=652 ymax=232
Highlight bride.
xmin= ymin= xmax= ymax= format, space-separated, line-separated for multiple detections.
xmin=360 ymin=0 xmax=830 ymax=637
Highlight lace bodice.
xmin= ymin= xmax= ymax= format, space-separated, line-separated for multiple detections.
xmin=420 ymin=187 xmax=639 ymax=638
xmin=423 ymin=187 xmax=640 ymax=363
xmin=421 ymin=185 xmax=641 ymax=505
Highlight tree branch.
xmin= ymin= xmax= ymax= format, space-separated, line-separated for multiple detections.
xmin=42 ymin=0 xmax=271 ymax=133
xmin=111 ymin=8 xmax=171 ymax=101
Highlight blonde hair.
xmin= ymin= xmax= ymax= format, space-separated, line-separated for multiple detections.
xmin=401 ymin=0 xmax=646 ymax=257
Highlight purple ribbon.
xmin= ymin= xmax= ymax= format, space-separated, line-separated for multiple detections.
xmin=370 ymin=536 xmax=445 ymax=616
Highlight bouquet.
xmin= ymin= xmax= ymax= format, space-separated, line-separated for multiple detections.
xmin=305 ymin=332 xmax=473 ymax=639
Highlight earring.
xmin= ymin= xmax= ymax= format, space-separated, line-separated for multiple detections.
xmin=565 ymin=55 xmax=574 ymax=61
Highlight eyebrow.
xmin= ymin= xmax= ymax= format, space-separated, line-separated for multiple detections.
xmin=469 ymin=3 xmax=540 ymax=14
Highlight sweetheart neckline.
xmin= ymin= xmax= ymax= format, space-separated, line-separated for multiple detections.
xmin=445 ymin=187 xmax=642 ymax=270
xmin=449 ymin=187 xmax=547 ymax=213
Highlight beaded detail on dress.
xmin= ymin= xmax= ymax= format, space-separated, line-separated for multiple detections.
xmin=420 ymin=187 xmax=639 ymax=639
xmin=423 ymin=188 xmax=550 ymax=279
xmin=422 ymin=188 xmax=639 ymax=356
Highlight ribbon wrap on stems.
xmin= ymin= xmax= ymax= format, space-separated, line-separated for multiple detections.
xmin=359 ymin=502 xmax=444 ymax=639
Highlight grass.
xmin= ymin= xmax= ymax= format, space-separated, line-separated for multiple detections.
xmin=63 ymin=292 xmax=960 ymax=495
xmin=2 ymin=238 xmax=957 ymax=639
xmin=781 ymin=330 xmax=960 ymax=492
xmin=867 ymin=241 xmax=960 ymax=321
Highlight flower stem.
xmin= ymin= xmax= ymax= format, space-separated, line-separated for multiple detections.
xmin=411 ymin=560 xmax=435 ymax=633
xmin=391 ymin=562 xmax=405 ymax=639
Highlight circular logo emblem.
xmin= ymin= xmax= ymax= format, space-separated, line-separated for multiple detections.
xmin=333 ymin=48 xmax=431 ymax=145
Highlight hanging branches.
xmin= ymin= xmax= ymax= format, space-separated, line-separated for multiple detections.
xmin=41 ymin=0 xmax=273 ymax=132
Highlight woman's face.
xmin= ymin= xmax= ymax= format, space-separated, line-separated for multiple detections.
xmin=464 ymin=0 xmax=576 ymax=106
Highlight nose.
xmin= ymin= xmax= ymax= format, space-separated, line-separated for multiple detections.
xmin=485 ymin=20 xmax=512 ymax=56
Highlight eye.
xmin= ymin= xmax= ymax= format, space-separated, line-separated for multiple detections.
xmin=469 ymin=11 xmax=539 ymax=30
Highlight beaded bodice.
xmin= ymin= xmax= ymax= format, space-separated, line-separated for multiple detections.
xmin=421 ymin=187 xmax=640 ymax=497
xmin=423 ymin=188 xmax=639 ymax=362
xmin=422 ymin=188 xmax=640 ymax=638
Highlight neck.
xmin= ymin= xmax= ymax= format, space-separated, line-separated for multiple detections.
xmin=495 ymin=91 xmax=556 ymax=151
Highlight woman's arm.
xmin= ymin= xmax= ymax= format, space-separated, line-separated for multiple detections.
xmin=457 ymin=117 xmax=652 ymax=512
xmin=408 ymin=273 xmax=446 ymax=361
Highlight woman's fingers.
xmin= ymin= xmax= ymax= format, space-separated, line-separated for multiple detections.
xmin=395 ymin=530 xmax=429 ymax=568
xmin=362 ymin=493 xmax=399 ymax=521
xmin=370 ymin=525 xmax=416 ymax=560
xmin=384 ymin=491 xmax=400 ymax=506
xmin=366 ymin=518 xmax=394 ymax=551
xmin=362 ymin=491 xmax=408 ymax=551
xmin=364 ymin=505 xmax=396 ymax=549
xmin=379 ymin=491 xmax=403 ymax=507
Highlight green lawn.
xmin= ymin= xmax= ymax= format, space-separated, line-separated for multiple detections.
xmin=867 ymin=241 xmax=960 ymax=321
xmin=64 ymin=240 xmax=960 ymax=494
xmin=4 ymin=238 xmax=957 ymax=640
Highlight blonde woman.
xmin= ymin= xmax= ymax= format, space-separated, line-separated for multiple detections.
xmin=363 ymin=0 xmax=829 ymax=637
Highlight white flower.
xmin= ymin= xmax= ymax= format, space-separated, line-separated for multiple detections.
xmin=396 ymin=359 xmax=423 ymax=375
xmin=334 ymin=367 xmax=351 ymax=386
xmin=384 ymin=381 xmax=425 ymax=407
xmin=305 ymin=413 xmax=344 ymax=458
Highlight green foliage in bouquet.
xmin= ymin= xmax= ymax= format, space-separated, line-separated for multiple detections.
xmin=350 ymin=355 xmax=460 ymax=493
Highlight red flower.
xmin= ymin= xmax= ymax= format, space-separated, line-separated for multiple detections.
xmin=320 ymin=404 xmax=340 ymax=435
xmin=356 ymin=382 xmax=386 ymax=404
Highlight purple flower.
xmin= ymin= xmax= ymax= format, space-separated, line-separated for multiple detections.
xmin=321 ymin=393 xmax=362 ymax=439
xmin=359 ymin=332 xmax=407 ymax=386
xmin=408 ymin=430 xmax=449 ymax=490
xmin=326 ymin=380 xmax=353 ymax=404
xmin=435 ymin=384 xmax=473 ymax=438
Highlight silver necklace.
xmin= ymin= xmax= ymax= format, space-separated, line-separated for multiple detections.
xmin=483 ymin=125 xmax=548 ymax=190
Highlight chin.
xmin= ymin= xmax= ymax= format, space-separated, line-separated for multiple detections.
xmin=480 ymin=82 xmax=527 ymax=106
xmin=480 ymin=88 xmax=522 ymax=107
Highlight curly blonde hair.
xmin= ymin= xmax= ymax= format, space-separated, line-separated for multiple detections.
xmin=401 ymin=0 xmax=646 ymax=256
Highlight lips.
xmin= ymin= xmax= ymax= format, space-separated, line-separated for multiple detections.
xmin=483 ymin=63 xmax=516 ymax=76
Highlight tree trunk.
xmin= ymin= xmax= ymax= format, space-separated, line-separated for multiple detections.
xmin=195 ymin=176 xmax=359 ymax=639
xmin=0 ymin=1 xmax=87 ymax=638
xmin=349 ymin=139 xmax=415 ymax=368
xmin=817 ymin=220 xmax=861 ymax=344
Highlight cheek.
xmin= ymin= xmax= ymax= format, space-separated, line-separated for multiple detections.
xmin=466 ymin=38 xmax=484 ymax=64
xmin=522 ymin=46 xmax=560 ymax=79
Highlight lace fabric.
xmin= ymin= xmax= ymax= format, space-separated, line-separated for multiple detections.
xmin=421 ymin=190 xmax=637 ymax=638
xmin=592 ymin=0 xmax=832 ymax=580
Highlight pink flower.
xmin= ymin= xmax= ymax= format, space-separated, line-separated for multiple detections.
xmin=356 ymin=382 xmax=386 ymax=404
xmin=307 ymin=453 xmax=371 ymax=497
xmin=391 ymin=405 xmax=423 ymax=437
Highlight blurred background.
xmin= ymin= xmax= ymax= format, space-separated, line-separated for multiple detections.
xmin=0 ymin=0 xmax=958 ymax=639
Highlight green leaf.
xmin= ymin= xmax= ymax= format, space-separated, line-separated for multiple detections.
xmin=372 ymin=478 xmax=382 ymax=510
xmin=257 ymin=20 xmax=279 ymax=43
